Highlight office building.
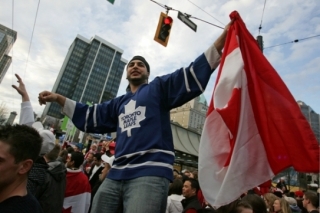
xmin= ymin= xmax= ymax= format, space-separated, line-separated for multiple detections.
xmin=42 ymin=35 xmax=127 ymax=119
xmin=170 ymin=94 xmax=208 ymax=133
xmin=297 ymin=100 xmax=320 ymax=143
xmin=0 ymin=24 xmax=17 ymax=83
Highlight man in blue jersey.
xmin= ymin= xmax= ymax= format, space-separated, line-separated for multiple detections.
xmin=38 ymin=22 xmax=231 ymax=213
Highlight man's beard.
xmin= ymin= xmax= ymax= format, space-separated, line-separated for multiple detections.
xmin=127 ymin=73 xmax=148 ymax=86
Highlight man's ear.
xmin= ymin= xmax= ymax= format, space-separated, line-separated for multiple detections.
xmin=191 ymin=188 xmax=196 ymax=195
xmin=18 ymin=159 xmax=33 ymax=175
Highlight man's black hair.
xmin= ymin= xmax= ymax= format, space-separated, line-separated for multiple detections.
xmin=94 ymin=153 xmax=102 ymax=161
xmin=70 ymin=151 xmax=84 ymax=168
xmin=0 ymin=124 xmax=42 ymax=163
xmin=184 ymin=178 xmax=200 ymax=194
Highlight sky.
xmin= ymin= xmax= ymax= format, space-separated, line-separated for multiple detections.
xmin=0 ymin=0 xmax=319 ymax=123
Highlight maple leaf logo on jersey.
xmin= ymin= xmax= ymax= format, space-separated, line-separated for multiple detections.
xmin=119 ymin=100 xmax=146 ymax=137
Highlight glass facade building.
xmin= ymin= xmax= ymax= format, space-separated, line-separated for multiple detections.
xmin=297 ymin=100 xmax=320 ymax=143
xmin=43 ymin=35 xmax=127 ymax=119
xmin=0 ymin=24 xmax=17 ymax=83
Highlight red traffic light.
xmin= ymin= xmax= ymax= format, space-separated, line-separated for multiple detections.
xmin=164 ymin=16 xmax=173 ymax=25
xmin=154 ymin=12 xmax=173 ymax=47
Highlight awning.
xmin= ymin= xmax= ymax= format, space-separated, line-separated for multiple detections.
xmin=171 ymin=122 xmax=200 ymax=157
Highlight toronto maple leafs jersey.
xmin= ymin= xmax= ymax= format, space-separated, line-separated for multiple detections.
xmin=62 ymin=43 xmax=221 ymax=181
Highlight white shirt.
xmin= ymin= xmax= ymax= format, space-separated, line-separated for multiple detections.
xmin=89 ymin=164 xmax=102 ymax=180
xmin=166 ymin=194 xmax=184 ymax=213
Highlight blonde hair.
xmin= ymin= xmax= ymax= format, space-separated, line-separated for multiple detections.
xmin=274 ymin=198 xmax=292 ymax=213
xmin=264 ymin=193 xmax=278 ymax=212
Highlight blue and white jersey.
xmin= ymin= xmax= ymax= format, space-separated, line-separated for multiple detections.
xmin=62 ymin=44 xmax=221 ymax=181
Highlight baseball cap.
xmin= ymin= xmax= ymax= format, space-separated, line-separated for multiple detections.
xmin=109 ymin=142 xmax=116 ymax=155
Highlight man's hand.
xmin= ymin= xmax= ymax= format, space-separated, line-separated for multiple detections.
xmin=38 ymin=91 xmax=67 ymax=107
xmin=214 ymin=20 xmax=234 ymax=54
xmin=38 ymin=91 xmax=58 ymax=105
xmin=12 ymin=74 xmax=30 ymax=102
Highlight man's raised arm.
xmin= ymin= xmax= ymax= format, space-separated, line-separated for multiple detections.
xmin=38 ymin=91 xmax=66 ymax=107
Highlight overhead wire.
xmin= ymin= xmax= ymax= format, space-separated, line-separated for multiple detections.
xmin=150 ymin=0 xmax=224 ymax=29
xmin=23 ymin=0 xmax=41 ymax=78
xmin=258 ymin=0 xmax=267 ymax=35
xmin=187 ymin=0 xmax=225 ymax=26
xmin=264 ymin=35 xmax=320 ymax=49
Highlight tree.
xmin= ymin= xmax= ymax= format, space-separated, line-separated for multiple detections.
xmin=0 ymin=102 xmax=8 ymax=125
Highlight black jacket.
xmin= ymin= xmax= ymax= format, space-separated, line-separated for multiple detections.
xmin=32 ymin=159 xmax=67 ymax=213
xmin=87 ymin=165 xmax=104 ymax=188
xmin=181 ymin=195 xmax=202 ymax=213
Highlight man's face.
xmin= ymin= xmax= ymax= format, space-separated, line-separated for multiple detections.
xmin=66 ymin=155 xmax=74 ymax=169
xmin=182 ymin=180 xmax=195 ymax=198
xmin=87 ymin=154 xmax=94 ymax=163
xmin=126 ymin=60 xmax=149 ymax=83
xmin=91 ymin=145 xmax=97 ymax=151
xmin=184 ymin=171 xmax=191 ymax=177
xmin=0 ymin=142 xmax=23 ymax=190
xmin=93 ymin=157 xmax=101 ymax=166
xmin=302 ymin=196 xmax=308 ymax=208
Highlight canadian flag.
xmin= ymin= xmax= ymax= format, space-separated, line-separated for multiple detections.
xmin=199 ymin=11 xmax=319 ymax=208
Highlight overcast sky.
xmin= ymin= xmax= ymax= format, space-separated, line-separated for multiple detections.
xmin=0 ymin=0 xmax=319 ymax=123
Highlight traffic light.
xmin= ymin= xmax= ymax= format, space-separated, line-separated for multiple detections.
xmin=154 ymin=12 xmax=173 ymax=47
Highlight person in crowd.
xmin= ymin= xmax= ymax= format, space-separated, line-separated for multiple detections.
xmin=192 ymin=171 xmax=198 ymax=180
xmin=0 ymin=125 xmax=43 ymax=212
xmin=277 ymin=177 xmax=288 ymax=193
xmin=288 ymin=191 xmax=296 ymax=198
xmin=58 ymin=149 xmax=69 ymax=164
xmin=89 ymin=154 xmax=115 ymax=213
xmin=99 ymin=140 xmax=107 ymax=154
xmin=295 ymin=191 xmax=304 ymax=200
xmin=236 ymin=201 xmax=253 ymax=213
xmin=183 ymin=170 xmax=193 ymax=178
xmin=241 ymin=194 xmax=267 ymax=213
xmin=66 ymin=146 xmax=75 ymax=154
xmin=38 ymin=21 xmax=231 ymax=213
xmin=82 ymin=152 xmax=94 ymax=175
xmin=302 ymin=191 xmax=319 ymax=213
xmin=87 ymin=153 xmax=104 ymax=188
xmin=63 ymin=151 xmax=91 ymax=213
xmin=216 ymin=199 xmax=240 ymax=213
xmin=166 ymin=179 xmax=184 ymax=213
xmin=273 ymin=197 xmax=292 ymax=213
xmin=284 ymin=197 xmax=301 ymax=212
xmin=274 ymin=188 xmax=284 ymax=198
xmin=181 ymin=178 xmax=202 ymax=213
xmin=107 ymin=140 xmax=116 ymax=156
xmin=13 ymin=73 xmax=67 ymax=213
xmin=264 ymin=192 xmax=279 ymax=213
xmin=84 ymin=143 xmax=98 ymax=159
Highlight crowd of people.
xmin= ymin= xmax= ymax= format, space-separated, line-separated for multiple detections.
xmin=166 ymin=170 xmax=320 ymax=213
xmin=0 ymin=20 xmax=319 ymax=213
